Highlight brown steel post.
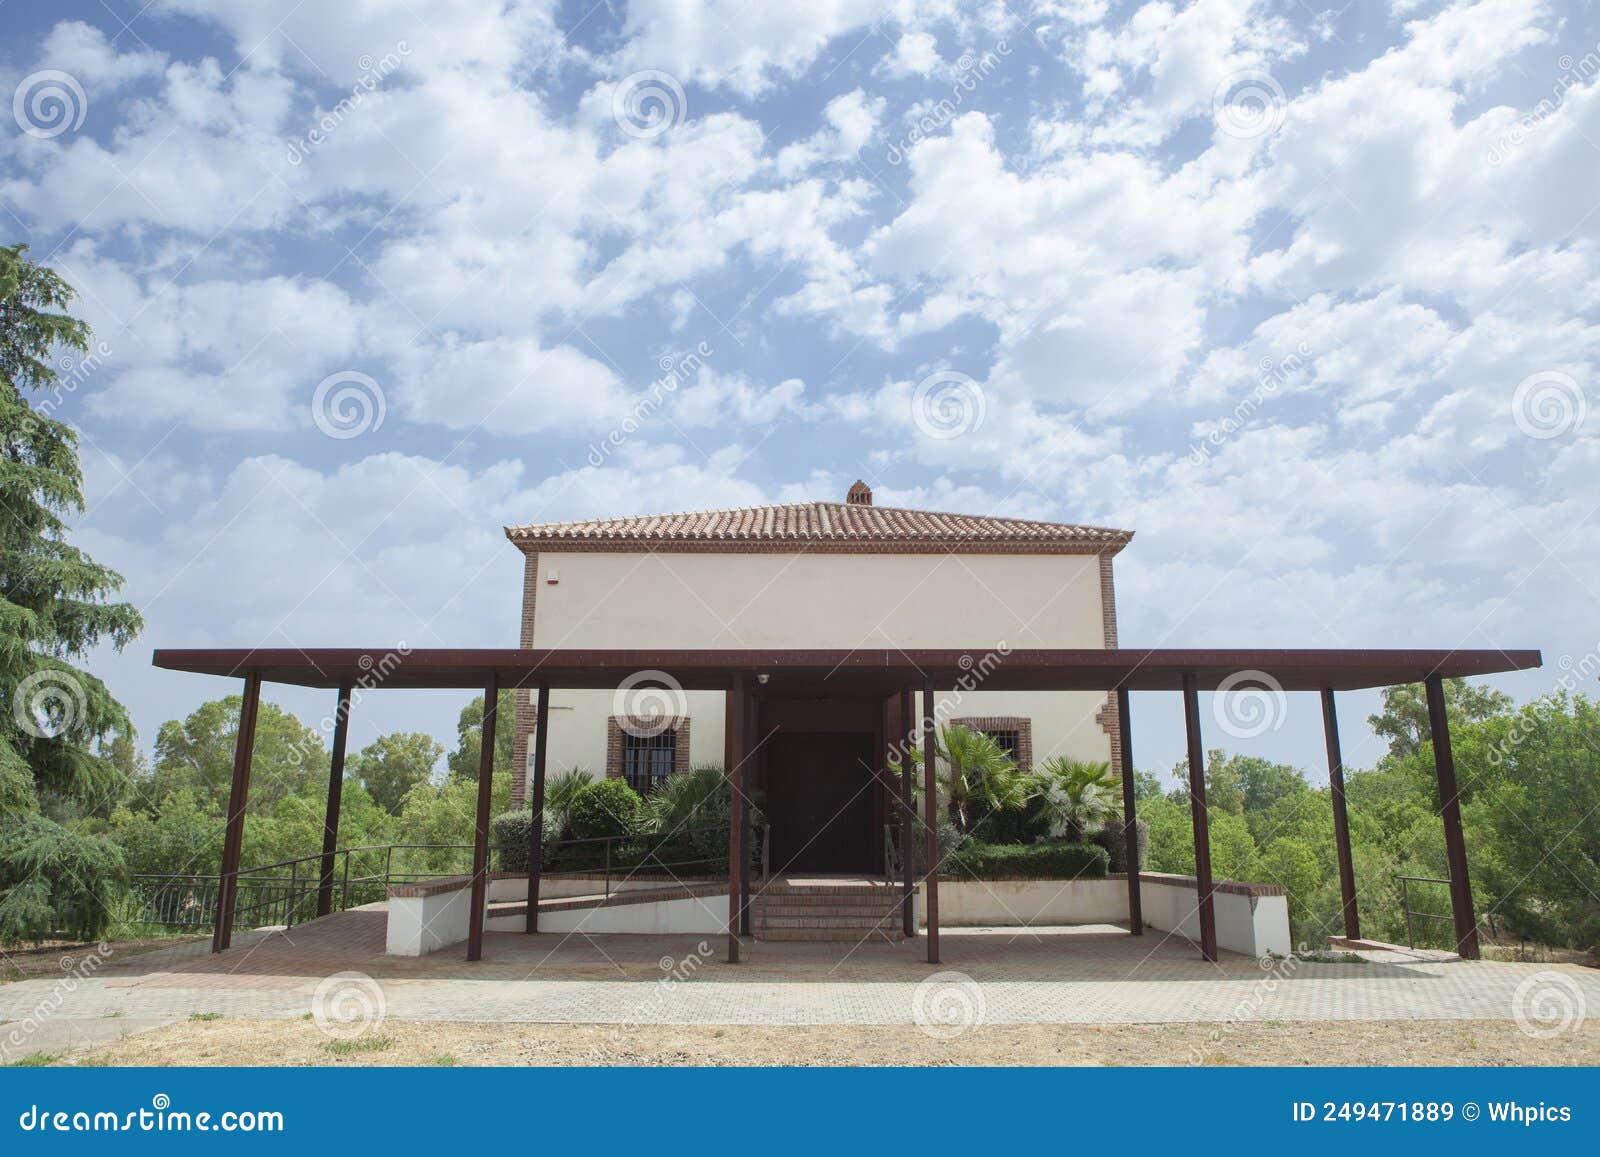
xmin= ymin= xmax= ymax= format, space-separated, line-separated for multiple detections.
xmin=1116 ymin=686 xmax=1143 ymax=935
xmin=1425 ymin=675 xmax=1480 ymax=959
xmin=738 ymin=682 xmax=753 ymax=937
xmin=213 ymin=672 xmax=262 ymax=953
xmin=524 ymin=684 xmax=550 ymax=933
xmin=316 ymin=681 xmax=353 ymax=919
xmin=899 ymin=687 xmax=917 ymax=938
xmin=726 ymin=674 xmax=747 ymax=963
xmin=1181 ymin=673 xmax=1218 ymax=962
xmin=1321 ymin=688 xmax=1361 ymax=942
xmin=921 ymin=675 xmax=940 ymax=965
xmin=466 ymin=673 xmax=500 ymax=961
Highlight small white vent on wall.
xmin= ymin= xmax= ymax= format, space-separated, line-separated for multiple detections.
xmin=546 ymin=567 xmax=559 ymax=584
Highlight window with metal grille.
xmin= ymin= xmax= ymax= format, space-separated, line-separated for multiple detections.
xmin=621 ymin=730 xmax=677 ymax=793
xmin=983 ymin=729 xmax=1021 ymax=763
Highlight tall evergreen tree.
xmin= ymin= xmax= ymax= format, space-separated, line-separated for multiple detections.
xmin=0 ymin=244 xmax=143 ymax=943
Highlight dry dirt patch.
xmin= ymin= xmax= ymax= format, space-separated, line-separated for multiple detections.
xmin=68 ymin=1017 xmax=1600 ymax=1067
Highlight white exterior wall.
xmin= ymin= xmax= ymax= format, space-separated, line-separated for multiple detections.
xmin=385 ymin=887 xmax=471 ymax=956
xmin=521 ymin=549 xmax=1113 ymax=781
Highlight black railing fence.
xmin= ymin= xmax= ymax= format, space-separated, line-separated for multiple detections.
xmin=130 ymin=844 xmax=502 ymax=931
xmin=1396 ymin=874 xmax=1455 ymax=949
xmin=131 ymin=826 xmax=765 ymax=930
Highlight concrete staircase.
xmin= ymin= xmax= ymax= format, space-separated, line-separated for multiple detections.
xmin=753 ymin=878 xmax=915 ymax=942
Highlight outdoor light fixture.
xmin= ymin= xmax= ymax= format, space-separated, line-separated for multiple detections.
xmin=757 ymin=673 xmax=770 ymax=684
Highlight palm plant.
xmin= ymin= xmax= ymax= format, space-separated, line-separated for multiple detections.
xmin=902 ymin=725 xmax=1030 ymax=833
xmin=539 ymin=768 xmax=592 ymax=839
xmin=1033 ymin=756 xmax=1121 ymax=842
xmin=643 ymin=764 xmax=729 ymax=835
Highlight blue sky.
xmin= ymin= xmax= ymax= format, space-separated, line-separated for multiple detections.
xmin=3 ymin=0 xmax=1596 ymax=781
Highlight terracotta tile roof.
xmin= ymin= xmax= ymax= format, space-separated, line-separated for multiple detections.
xmin=504 ymin=501 xmax=1133 ymax=553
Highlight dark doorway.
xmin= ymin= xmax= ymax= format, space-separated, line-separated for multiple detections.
xmin=765 ymin=731 xmax=877 ymax=874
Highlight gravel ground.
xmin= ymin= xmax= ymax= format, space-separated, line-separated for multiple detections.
xmin=61 ymin=1017 xmax=1600 ymax=1067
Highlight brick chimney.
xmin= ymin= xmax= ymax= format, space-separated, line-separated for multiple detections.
xmin=846 ymin=479 xmax=873 ymax=505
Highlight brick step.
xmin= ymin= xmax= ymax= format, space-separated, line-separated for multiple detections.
xmin=756 ymin=890 xmax=907 ymax=904
xmin=760 ymin=884 xmax=907 ymax=896
xmin=756 ymin=903 xmax=904 ymax=918
xmin=757 ymin=927 xmax=906 ymax=943
xmin=757 ymin=913 xmax=905 ymax=928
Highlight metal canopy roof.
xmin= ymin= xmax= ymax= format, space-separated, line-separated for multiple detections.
xmin=151 ymin=647 xmax=1542 ymax=693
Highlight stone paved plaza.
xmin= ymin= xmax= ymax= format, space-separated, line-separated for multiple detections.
xmin=4 ymin=908 xmax=1596 ymax=1059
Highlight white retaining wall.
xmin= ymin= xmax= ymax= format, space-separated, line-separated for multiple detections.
xmin=385 ymin=886 xmax=472 ymax=957
xmin=930 ymin=875 xmax=1291 ymax=958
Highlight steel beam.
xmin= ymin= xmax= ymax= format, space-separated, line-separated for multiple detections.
xmin=466 ymin=674 xmax=499 ymax=961
xmin=1181 ymin=673 xmax=1218 ymax=962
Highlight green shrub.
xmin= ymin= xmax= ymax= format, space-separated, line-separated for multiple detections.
xmin=565 ymin=779 xmax=644 ymax=842
xmin=967 ymin=794 xmax=1051 ymax=845
xmin=1091 ymin=818 xmax=1149 ymax=872
xmin=492 ymin=808 xmax=562 ymax=873
xmin=949 ymin=839 xmax=1109 ymax=880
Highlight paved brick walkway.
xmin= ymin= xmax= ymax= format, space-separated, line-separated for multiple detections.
xmin=4 ymin=909 xmax=1596 ymax=1059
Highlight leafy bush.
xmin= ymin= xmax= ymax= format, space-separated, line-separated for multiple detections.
xmin=949 ymin=839 xmax=1109 ymax=880
xmin=0 ymin=816 xmax=128 ymax=942
xmin=565 ymin=778 xmax=644 ymax=842
xmin=491 ymin=808 xmax=562 ymax=873
xmin=1091 ymin=818 xmax=1149 ymax=872
xmin=967 ymin=784 xmax=1051 ymax=845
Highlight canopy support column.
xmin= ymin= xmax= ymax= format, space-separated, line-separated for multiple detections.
xmin=466 ymin=673 xmax=499 ymax=962
xmin=738 ymin=683 xmax=753 ymax=937
xmin=1425 ymin=675 xmax=1480 ymax=959
xmin=316 ymin=681 xmax=353 ymax=919
xmin=1181 ymin=673 xmax=1218 ymax=961
xmin=212 ymin=672 xmax=261 ymax=953
xmin=726 ymin=674 xmax=748 ymax=963
xmin=921 ymin=675 xmax=940 ymax=965
xmin=899 ymin=687 xmax=917 ymax=938
xmin=1115 ymin=686 xmax=1142 ymax=935
xmin=1321 ymin=688 xmax=1360 ymax=942
xmin=524 ymin=684 xmax=550 ymax=933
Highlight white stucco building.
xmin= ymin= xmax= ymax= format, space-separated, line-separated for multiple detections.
xmin=506 ymin=481 xmax=1131 ymax=874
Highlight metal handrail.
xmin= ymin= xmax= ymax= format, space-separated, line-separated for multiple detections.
xmin=1396 ymin=874 xmax=1453 ymax=948
xmin=131 ymin=827 xmax=766 ymax=931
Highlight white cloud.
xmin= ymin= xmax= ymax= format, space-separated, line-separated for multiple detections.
xmin=36 ymin=21 xmax=166 ymax=87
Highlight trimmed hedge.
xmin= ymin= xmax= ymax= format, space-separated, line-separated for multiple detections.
xmin=566 ymin=778 xmax=644 ymax=842
xmin=491 ymin=808 xmax=562 ymax=873
xmin=949 ymin=839 xmax=1109 ymax=880
xmin=1091 ymin=818 xmax=1149 ymax=873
